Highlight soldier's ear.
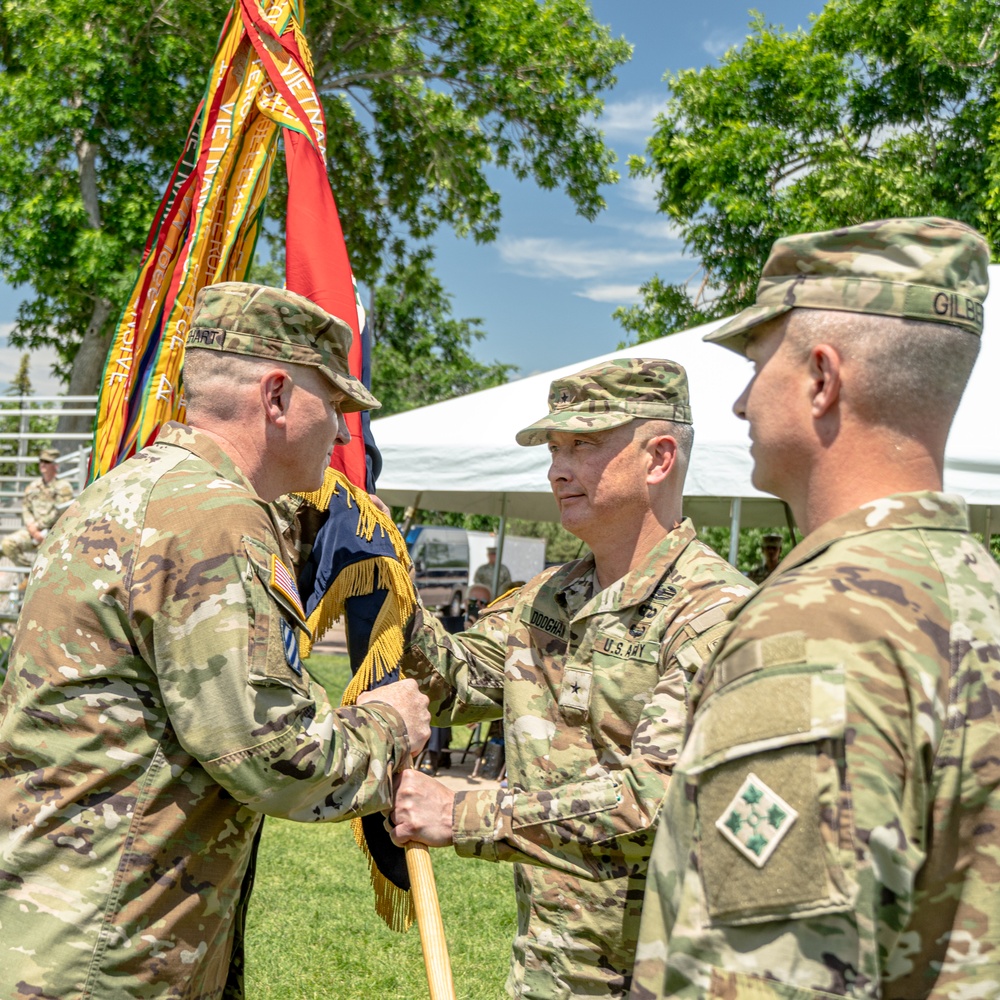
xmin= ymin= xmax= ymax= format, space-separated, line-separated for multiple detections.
xmin=808 ymin=344 xmax=842 ymax=420
xmin=260 ymin=368 xmax=293 ymax=426
xmin=645 ymin=434 xmax=678 ymax=486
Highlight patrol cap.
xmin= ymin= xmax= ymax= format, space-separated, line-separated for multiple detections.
xmin=186 ymin=282 xmax=380 ymax=413
xmin=762 ymin=532 xmax=782 ymax=545
xmin=705 ymin=217 xmax=990 ymax=355
xmin=38 ymin=448 xmax=59 ymax=463
xmin=516 ymin=358 xmax=691 ymax=447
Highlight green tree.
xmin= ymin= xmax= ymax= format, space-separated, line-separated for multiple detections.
xmin=618 ymin=0 xmax=1000 ymax=342
xmin=370 ymin=249 xmax=514 ymax=417
xmin=0 ymin=0 xmax=630 ymax=400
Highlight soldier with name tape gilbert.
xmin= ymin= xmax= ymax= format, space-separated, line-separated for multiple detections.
xmin=630 ymin=217 xmax=1000 ymax=1000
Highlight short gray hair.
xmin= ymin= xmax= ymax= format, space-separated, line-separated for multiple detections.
xmin=785 ymin=310 xmax=980 ymax=433
xmin=635 ymin=418 xmax=694 ymax=481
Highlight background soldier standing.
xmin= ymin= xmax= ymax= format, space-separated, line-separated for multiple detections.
xmin=473 ymin=544 xmax=513 ymax=599
xmin=0 ymin=283 xmax=429 ymax=1000
xmin=0 ymin=447 xmax=73 ymax=568
xmin=746 ymin=531 xmax=782 ymax=584
xmin=631 ymin=218 xmax=1000 ymax=1000
xmin=390 ymin=359 xmax=753 ymax=999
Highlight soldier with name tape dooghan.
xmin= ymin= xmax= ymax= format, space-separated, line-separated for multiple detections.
xmin=389 ymin=358 xmax=754 ymax=999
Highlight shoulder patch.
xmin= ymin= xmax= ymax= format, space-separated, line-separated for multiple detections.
xmin=715 ymin=771 xmax=798 ymax=868
xmin=271 ymin=553 xmax=305 ymax=620
xmin=280 ymin=618 xmax=303 ymax=676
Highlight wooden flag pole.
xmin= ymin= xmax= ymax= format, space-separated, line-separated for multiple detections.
xmin=405 ymin=841 xmax=456 ymax=1000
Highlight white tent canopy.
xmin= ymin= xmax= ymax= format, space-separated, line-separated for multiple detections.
xmin=373 ymin=265 xmax=1000 ymax=537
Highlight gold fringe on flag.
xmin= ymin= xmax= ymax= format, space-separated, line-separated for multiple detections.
xmin=294 ymin=466 xmax=418 ymax=931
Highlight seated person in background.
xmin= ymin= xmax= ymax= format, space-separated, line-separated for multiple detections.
xmin=465 ymin=582 xmax=494 ymax=626
xmin=473 ymin=544 xmax=511 ymax=598
xmin=1 ymin=448 xmax=73 ymax=569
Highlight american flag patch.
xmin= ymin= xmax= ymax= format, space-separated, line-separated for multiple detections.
xmin=271 ymin=554 xmax=305 ymax=620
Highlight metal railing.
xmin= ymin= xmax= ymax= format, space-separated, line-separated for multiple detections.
xmin=0 ymin=395 xmax=98 ymax=607
xmin=0 ymin=395 xmax=97 ymax=512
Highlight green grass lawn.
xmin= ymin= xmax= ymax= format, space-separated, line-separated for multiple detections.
xmin=246 ymin=654 xmax=516 ymax=1000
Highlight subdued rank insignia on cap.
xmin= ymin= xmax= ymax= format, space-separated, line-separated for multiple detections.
xmin=559 ymin=389 xmax=571 ymax=403
xmin=715 ymin=772 xmax=798 ymax=868
xmin=280 ymin=618 xmax=303 ymax=676
xmin=271 ymin=553 xmax=305 ymax=619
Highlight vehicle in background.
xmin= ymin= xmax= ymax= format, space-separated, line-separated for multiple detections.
xmin=405 ymin=525 xmax=550 ymax=614
xmin=405 ymin=524 xmax=469 ymax=616
xmin=467 ymin=531 xmax=547 ymax=594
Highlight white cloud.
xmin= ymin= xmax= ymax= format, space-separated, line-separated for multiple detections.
xmin=598 ymin=95 xmax=664 ymax=140
xmin=609 ymin=215 xmax=684 ymax=242
xmin=497 ymin=237 xmax=683 ymax=281
xmin=702 ymin=28 xmax=743 ymax=60
xmin=621 ymin=174 xmax=663 ymax=213
xmin=0 ymin=331 xmax=63 ymax=396
xmin=574 ymin=283 xmax=643 ymax=305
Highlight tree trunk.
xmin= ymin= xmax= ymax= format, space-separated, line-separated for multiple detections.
xmin=55 ymin=105 xmax=113 ymax=451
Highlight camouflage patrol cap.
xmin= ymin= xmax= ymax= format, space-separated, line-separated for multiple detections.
xmin=706 ymin=217 xmax=990 ymax=355
xmin=515 ymin=358 xmax=691 ymax=447
xmin=38 ymin=448 xmax=59 ymax=463
xmin=186 ymin=282 xmax=380 ymax=412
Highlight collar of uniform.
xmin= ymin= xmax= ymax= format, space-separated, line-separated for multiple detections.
xmin=769 ymin=491 xmax=969 ymax=582
xmin=555 ymin=517 xmax=699 ymax=617
xmin=154 ymin=421 xmax=258 ymax=496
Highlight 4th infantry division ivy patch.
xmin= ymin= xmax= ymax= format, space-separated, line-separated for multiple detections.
xmin=715 ymin=772 xmax=798 ymax=868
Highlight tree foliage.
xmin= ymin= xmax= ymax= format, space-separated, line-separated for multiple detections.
xmin=618 ymin=0 xmax=1000 ymax=342
xmin=0 ymin=0 xmax=630 ymax=394
xmin=369 ymin=249 xmax=514 ymax=417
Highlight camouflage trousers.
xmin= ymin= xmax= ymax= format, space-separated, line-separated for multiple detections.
xmin=1 ymin=529 xmax=40 ymax=568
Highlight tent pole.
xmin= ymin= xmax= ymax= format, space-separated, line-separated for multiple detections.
xmin=492 ymin=495 xmax=509 ymax=598
xmin=728 ymin=498 xmax=742 ymax=568
xmin=985 ymin=506 xmax=993 ymax=558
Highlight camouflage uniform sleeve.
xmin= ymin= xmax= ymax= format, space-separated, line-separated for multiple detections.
xmin=399 ymin=595 xmax=511 ymax=725
xmin=656 ymin=607 xmax=942 ymax=997
xmin=136 ymin=513 xmax=411 ymax=822
xmin=449 ymin=612 xmax=734 ymax=880
xmin=20 ymin=480 xmax=41 ymax=528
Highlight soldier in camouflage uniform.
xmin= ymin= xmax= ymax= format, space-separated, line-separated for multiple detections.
xmin=0 ymin=282 xmax=430 ymax=1000
xmin=631 ymin=218 xmax=1000 ymax=999
xmin=473 ymin=545 xmax=512 ymax=599
xmin=745 ymin=531 xmax=782 ymax=585
xmin=390 ymin=359 xmax=754 ymax=999
xmin=0 ymin=447 xmax=74 ymax=567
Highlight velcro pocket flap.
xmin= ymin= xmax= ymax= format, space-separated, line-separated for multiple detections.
xmin=682 ymin=634 xmax=845 ymax=775
xmin=511 ymin=774 xmax=620 ymax=830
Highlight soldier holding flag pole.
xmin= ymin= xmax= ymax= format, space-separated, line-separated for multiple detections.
xmin=0 ymin=0 xmax=456 ymax=995
xmin=0 ymin=282 xmax=430 ymax=998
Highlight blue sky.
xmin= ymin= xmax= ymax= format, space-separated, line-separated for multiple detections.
xmin=0 ymin=0 xmax=824 ymax=394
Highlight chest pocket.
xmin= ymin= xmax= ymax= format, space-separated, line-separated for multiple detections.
xmin=244 ymin=536 xmax=312 ymax=695
xmin=679 ymin=632 xmax=855 ymax=926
